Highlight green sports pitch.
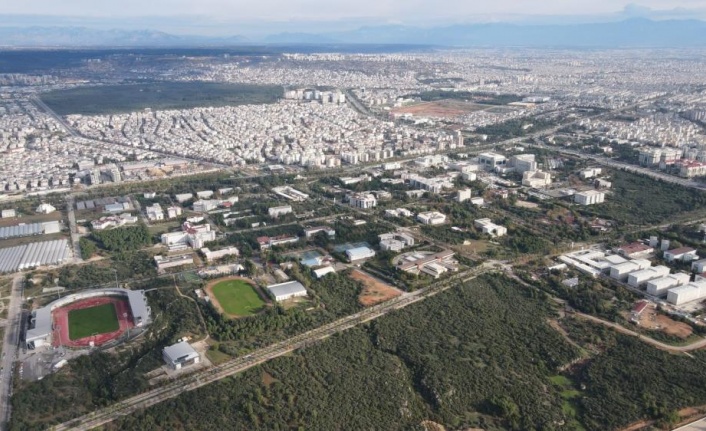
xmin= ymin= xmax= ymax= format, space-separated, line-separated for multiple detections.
xmin=210 ymin=279 xmax=265 ymax=317
xmin=68 ymin=303 xmax=120 ymax=340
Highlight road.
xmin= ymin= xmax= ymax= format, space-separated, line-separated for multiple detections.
xmin=65 ymin=195 xmax=82 ymax=263
xmin=52 ymin=266 xmax=490 ymax=431
xmin=528 ymin=143 xmax=706 ymax=191
xmin=573 ymin=312 xmax=706 ymax=353
xmin=0 ymin=276 xmax=24 ymax=430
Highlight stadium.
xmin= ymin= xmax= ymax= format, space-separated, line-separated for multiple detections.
xmin=25 ymin=288 xmax=151 ymax=349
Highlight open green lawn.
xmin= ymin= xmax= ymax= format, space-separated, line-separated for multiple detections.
xmin=68 ymin=303 xmax=119 ymax=340
xmin=211 ymin=279 xmax=265 ymax=317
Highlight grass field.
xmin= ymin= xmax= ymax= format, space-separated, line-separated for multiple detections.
xmin=41 ymin=82 xmax=283 ymax=116
xmin=68 ymin=303 xmax=119 ymax=340
xmin=210 ymin=279 xmax=265 ymax=317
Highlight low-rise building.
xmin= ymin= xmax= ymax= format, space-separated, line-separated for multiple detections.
xmin=615 ymin=242 xmax=654 ymax=259
xmin=1 ymin=209 xmax=16 ymax=218
xmin=646 ymin=273 xmax=690 ymax=296
xmin=522 ymin=170 xmax=552 ymax=188
xmin=36 ymin=203 xmax=56 ymax=214
xmin=379 ymin=232 xmax=416 ymax=252
xmin=146 ymin=203 xmax=165 ymax=222
xmin=154 ymin=254 xmax=194 ymax=272
xmin=474 ymin=218 xmax=507 ymax=237
xmin=417 ymin=211 xmax=447 ymax=225
xmin=574 ymin=190 xmax=605 ymax=205
xmin=267 ymin=281 xmax=308 ymax=301
xmin=346 ymin=246 xmax=376 ymax=262
xmin=201 ymin=247 xmax=239 ymax=262
xmin=627 ymin=266 xmax=670 ymax=288
xmin=167 ymin=206 xmax=183 ymax=219
xmin=268 ymin=205 xmax=293 ymax=218
xmin=193 ymin=199 xmax=219 ymax=212
xmin=163 ymin=341 xmax=200 ymax=370
xmin=609 ymin=259 xmax=652 ymax=281
xmin=349 ymin=193 xmax=377 ymax=209
xmin=692 ymin=258 xmax=706 ymax=274
xmin=664 ymin=247 xmax=699 ymax=263
xmin=174 ymin=193 xmax=193 ymax=203
xmin=667 ymin=281 xmax=706 ymax=305
xmin=257 ymin=234 xmax=299 ymax=249
xmin=478 ymin=152 xmax=506 ymax=170
xmin=458 ymin=189 xmax=472 ymax=202
xmin=304 ymin=226 xmax=336 ymax=238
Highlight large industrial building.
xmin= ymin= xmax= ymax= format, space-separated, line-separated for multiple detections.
xmin=162 ymin=341 xmax=200 ymax=370
xmin=646 ymin=273 xmax=690 ymax=296
xmin=0 ymin=221 xmax=61 ymax=240
xmin=346 ymin=246 xmax=376 ymax=262
xmin=626 ymin=266 xmax=670 ymax=288
xmin=667 ymin=282 xmax=706 ymax=306
xmin=266 ymin=281 xmax=308 ymax=302
xmin=0 ymin=239 xmax=71 ymax=273
xmin=379 ymin=232 xmax=416 ymax=252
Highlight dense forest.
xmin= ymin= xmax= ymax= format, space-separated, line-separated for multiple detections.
xmin=90 ymin=223 xmax=152 ymax=252
xmin=109 ymin=275 xmax=582 ymax=431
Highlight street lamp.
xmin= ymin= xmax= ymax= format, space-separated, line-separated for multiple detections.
xmin=111 ymin=269 xmax=119 ymax=289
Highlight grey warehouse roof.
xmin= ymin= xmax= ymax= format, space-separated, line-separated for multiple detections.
xmin=163 ymin=341 xmax=198 ymax=363
xmin=0 ymin=239 xmax=71 ymax=273
xmin=267 ymin=281 xmax=307 ymax=297
xmin=26 ymin=307 xmax=52 ymax=343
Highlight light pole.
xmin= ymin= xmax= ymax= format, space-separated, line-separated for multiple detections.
xmin=111 ymin=269 xmax=119 ymax=289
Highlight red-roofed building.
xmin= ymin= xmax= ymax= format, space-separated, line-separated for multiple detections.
xmin=632 ymin=301 xmax=648 ymax=315
xmin=664 ymin=247 xmax=699 ymax=263
xmin=615 ymin=242 xmax=654 ymax=259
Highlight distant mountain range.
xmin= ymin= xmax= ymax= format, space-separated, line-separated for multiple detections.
xmin=0 ymin=27 xmax=248 ymax=47
xmin=2 ymin=18 xmax=706 ymax=48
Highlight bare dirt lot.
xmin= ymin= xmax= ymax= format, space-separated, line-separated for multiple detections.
xmin=391 ymin=99 xmax=488 ymax=118
xmin=626 ymin=305 xmax=693 ymax=339
xmin=351 ymin=269 xmax=402 ymax=306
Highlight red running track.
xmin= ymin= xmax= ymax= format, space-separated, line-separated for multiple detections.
xmin=52 ymin=296 xmax=134 ymax=348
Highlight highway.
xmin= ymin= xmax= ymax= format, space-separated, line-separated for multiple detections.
xmin=52 ymin=266 xmax=489 ymax=431
xmin=0 ymin=276 xmax=24 ymax=430
xmin=65 ymin=195 xmax=82 ymax=263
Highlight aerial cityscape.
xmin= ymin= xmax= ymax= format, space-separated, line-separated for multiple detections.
xmin=3 ymin=1 xmax=706 ymax=430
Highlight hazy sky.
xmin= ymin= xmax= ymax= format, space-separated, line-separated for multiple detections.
xmin=2 ymin=1 xmax=705 ymax=35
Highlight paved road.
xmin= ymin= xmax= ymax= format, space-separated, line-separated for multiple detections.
xmin=53 ymin=267 xmax=490 ymax=431
xmin=0 ymin=276 xmax=24 ymax=430
xmin=65 ymin=195 xmax=82 ymax=263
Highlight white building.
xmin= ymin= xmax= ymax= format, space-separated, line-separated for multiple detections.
xmin=511 ymin=154 xmax=537 ymax=173
xmin=162 ymin=341 xmax=200 ymax=370
xmin=417 ymin=211 xmax=447 ymax=225
xmin=174 ymin=193 xmax=193 ymax=203
xmin=580 ymin=168 xmax=602 ymax=179
xmin=36 ymin=203 xmax=57 ymax=214
xmin=1 ymin=209 xmax=16 ymax=218
xmin=167 ymin=206 xmax=183 ymax=219
xmin=379 ymin=232 xmax=416 ymax=252
xmin=609 ymin=259 xmax=652 ymax=281
xmin=474 ymin=218 xmax=507 ymax=237
xmin=346 ymin=246 xmax=376 ymax=262
xmin=626 ymin=266 xmax=670 ymax=288
xmin=267 ymin=281 xmax=308 ymax=302
xmin=574 ymin=190 xmax=606 ymax=205
xmin=268 ymin=205 xmax=293 ymax=218
xmin=522 ymin=170 xmax=552 ymax=188
xmin=349 ymin=193 xmax=377 ymax=209
xmin=458 ymin=189 xmax=472 ymax=202
xmin=646 ymin=273 xmax=690 ymax=296
xmin=667 ymin=281 xmax=706 ymax=305
xmin=478 ymin=152 xmax=506 ymax=170
xmin=201 ymin=247 xmax=239 ymax=262
xmin=664 ymin=247 xmax=699 ymax=263
xmin=193 ymin=199 xmax=219 ymax=213
xmin=146 ymin=203 xmax=165 ymax=222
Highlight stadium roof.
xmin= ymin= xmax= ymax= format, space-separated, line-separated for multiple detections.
xmin=126 ymin=289 xmax=151 ymax=326
xmin=26 ymin=307 xmax=52 ymax=343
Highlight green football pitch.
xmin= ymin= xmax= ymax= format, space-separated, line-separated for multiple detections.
xmin=68 ymin=303 xmax=120 ymax=340
xmin=211 ymin=279 xmax=265 ymax=317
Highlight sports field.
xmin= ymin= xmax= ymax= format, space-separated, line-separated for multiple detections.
xmin=209 ymin=279 xmax=265 ymax=317
xmin=68 ymin=303 xmax=120 ymax=340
